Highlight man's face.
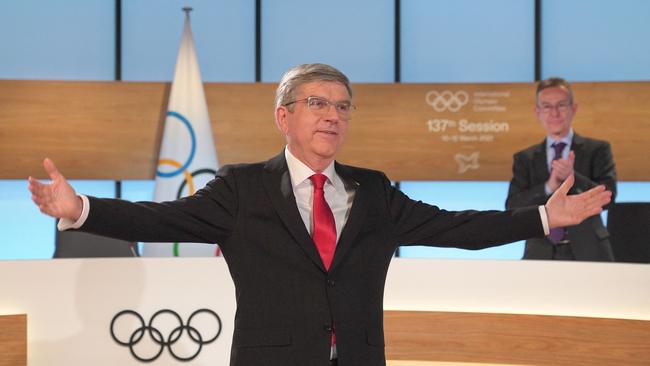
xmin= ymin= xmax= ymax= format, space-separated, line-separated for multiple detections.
xmin=275 ymin=81 xmax=351 ymax=170
xmin=535 ymin=86 xmax=577 ymax=139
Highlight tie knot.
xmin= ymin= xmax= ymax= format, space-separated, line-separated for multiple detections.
xmin=310 ymin=173 xmax=327 ymax=190
xmin=552 ymin=142 xmax=567 ymax=159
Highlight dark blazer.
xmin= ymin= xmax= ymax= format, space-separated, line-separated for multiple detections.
xmin=80 ymin=151 xmax=544 ymax=366
xmin=506 ymin=133 xmax=617 ymax=261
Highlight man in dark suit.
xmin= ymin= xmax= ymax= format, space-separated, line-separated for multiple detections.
xmin=30 ymin=64 xmax=611 ymax=366
xmin=507 ymin=77 xmax=617 ymax=261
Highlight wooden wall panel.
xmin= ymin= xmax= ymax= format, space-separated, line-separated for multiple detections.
xmin=0 ymin=81 xmax=169 ymax=180
xmin=1 ymin=80 xmax=648 ymax=180
xmin=384 ymin=311 xmax=650 ymax=366
xmin=0 ymin=314 xmax=26 ymax=366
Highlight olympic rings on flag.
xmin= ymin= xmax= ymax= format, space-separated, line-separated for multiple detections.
xmin=156 ymin=111 xmax=197 ymax=178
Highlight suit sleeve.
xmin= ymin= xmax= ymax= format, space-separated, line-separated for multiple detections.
xmin=379 ymin=173 xmax=545 ymax=249
xmin=572 ymin=141 xmax=617 ymax=209
xmin=77 ymin=165 xmax=239 ymax=245
xmin=506 ymin=152 xmax=549 ymax=209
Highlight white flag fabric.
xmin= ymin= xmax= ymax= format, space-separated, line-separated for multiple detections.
xmin=143 ymin=12 xmax=220 ymax=257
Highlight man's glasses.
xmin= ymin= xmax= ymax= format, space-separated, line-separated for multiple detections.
xmin=283 ymin=96 xmax=356 ymax=119
xmin=538 ymin=100 xmax=572 ymax=114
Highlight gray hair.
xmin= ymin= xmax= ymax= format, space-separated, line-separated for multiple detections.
xmin=536 ymin=77 xmax=574 ymax=105
xmin=275 ymin=63 xmax=353 ymax=110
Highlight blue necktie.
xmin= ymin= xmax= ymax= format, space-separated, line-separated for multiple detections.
xmin=548 ymin=142 xmax=567 ymax=244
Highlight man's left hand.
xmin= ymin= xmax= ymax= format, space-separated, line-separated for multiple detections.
xmin=545 ymin=174 xmax=612 ymax=228
xmin=551 ymin=150 xmax=575 ymax=182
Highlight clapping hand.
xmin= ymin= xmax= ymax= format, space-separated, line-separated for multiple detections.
xmin=547 ymin=151 xmax=575 ymax=192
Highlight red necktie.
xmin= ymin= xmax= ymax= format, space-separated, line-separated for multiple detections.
xmin=310 ymin=174 xmax=336 ymax=270
xmin=309 ymin=174 xmax=337 ymax=350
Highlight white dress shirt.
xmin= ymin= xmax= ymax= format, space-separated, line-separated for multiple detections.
xmin=284 ymin=147 xmax=356 ymax=247
xmin=545 ymin=129 xmax=574 ymax=171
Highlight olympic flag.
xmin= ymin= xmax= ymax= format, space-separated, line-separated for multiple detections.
xmin=143 ymin=9 xmax=220 ymax=257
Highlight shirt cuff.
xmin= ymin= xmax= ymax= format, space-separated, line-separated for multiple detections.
xmin=544 ymin=182 xmax=553 ymax=195
xmin=57 ymin=195 xmax=90 ymax=231
xmin=538 ymin=205 xmax=550 ymax=236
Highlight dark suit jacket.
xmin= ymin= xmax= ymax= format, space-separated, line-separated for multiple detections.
xmin=506 ymin=133 xmax=617 ymax=261
xmin=80 ymin=152 xmax=544 ymax=366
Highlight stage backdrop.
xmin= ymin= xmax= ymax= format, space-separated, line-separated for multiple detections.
xmin=0 ymin=80 xmax=648 ymax=181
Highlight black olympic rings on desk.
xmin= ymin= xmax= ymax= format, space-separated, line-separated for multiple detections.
xmin=110 ymin=308 xmax=222 ymax=362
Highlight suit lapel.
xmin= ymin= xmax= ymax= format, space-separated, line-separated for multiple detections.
xmin=263 ymin=152 xmax=326 ymax=271
xmin=532 ymin=139 xmax=550 ymax=183
xmin=571 ymin=133 xmax=586 ymax=171
xmin=329 ymin=163 xmax=366 ymax=273
xmin=569 ymin=133 xmax=587 ymax=194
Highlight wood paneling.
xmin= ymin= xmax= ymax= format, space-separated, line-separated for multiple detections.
xmin=1 ymin=80 xmax=648 ymax=180
xmin=387 ymin=362 xmax=526 ymax=366
xmin=384 ymin=311 xmax=650 ymax=366
xmin=0 ymin=314 xmax=26 ymax=366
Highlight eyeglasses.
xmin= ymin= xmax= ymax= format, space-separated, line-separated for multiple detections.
xmin=537 ymin=100 xmax=572 ymax=114
xmin=283 ymin=96 xmax=356 ymax=119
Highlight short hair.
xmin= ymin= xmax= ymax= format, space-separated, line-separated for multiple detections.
xmin=275 ymin=63 xmax=353 ymax=110
xmin=536 ymin=77 xmax=574 ymax=104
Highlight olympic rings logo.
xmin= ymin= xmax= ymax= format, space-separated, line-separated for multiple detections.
xmin=425 ymin=90 xmax=469 ymax=112
xmin=110 ymin=308 xmax=222 ymax=362
xmin=157 ymin=111 xmax=197 ymax=179
xmin=156 ymin=111 xmax=217 ymax=198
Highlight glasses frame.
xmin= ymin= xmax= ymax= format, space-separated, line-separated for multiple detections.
xmin=537 ymin=100 xmax=573 ymax=114
xmin=283 ymin=96 xmax=357 ymax=119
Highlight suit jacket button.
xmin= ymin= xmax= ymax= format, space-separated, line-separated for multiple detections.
xmin=327 ymin=279 xmax=335 ymax=287
xmin=324 ymin=325 xmax=332 ymax=332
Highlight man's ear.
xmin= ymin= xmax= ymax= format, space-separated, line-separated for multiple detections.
xmin=534 ymin=105 xmax=542 ymax=123
xmin=275 ymin=106 xmax=289 ymax=134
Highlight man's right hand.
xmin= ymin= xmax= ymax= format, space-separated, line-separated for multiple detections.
xmin=28 ymin=158 xmax=82 ymax=221
xmin=547 ymin=150 xmax=575 ymax=192
xmin=545 ymin=174 xmax=611 ymax=229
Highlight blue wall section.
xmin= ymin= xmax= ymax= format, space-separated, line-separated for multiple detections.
xmin=122 ymin=0 xmax=255 ymax=82
xmin=1 ymin=181 xmax=55 ymax=259
xmin=261 ymin=0 xmax=394 ymax=82
xmin=542 ymin=0 xmax=650 ymax=81
xmin=0 ymin=1 xmax=114 ymax=80
xmin=1 ymin=180 xmax=115 ymax=259
xmin=401 ymin=0 xmax=535 ymax=82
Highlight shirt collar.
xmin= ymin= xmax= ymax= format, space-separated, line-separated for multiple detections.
xmin=546 ymin=128 xmax=574 ymax=149
xmin=284 ymin=146 xmax=346 ymax=193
